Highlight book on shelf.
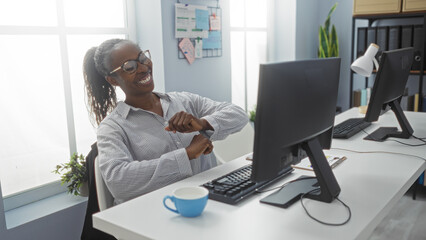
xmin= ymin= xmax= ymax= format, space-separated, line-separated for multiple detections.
xmin=291 ymin=155 xmax=347 ymax=171
xmin=366 ymin=87 xmax=371 ymax=105
xmin=376 ymin=26 xmax=388 ymax=61
xmin=366 ymin=27 xmax=376 ymax=49
xmin=353 ymin=88 xmax=372 ymax=107
xmin=423 ymin=95 xmax=426 ymax=112
xmin=388 ymin=26 xmax=401 ymax=50
xmin=361 ymin=89 xmax=367 ymax=106
xmin=353 ymin=90 xmax=361 ymax=107
xmin=424 ymin=171 xmax=426 ymax=186
xmin=412 ymin=25 xmax=423 ymax=71
xmin=357 ymin=27 xmax=367 ymax=58
xmin=401 ymin=25 xmax=413 ymax=48
xmin=414 ymin=93 xmax=419 ymax=112
xmin=407 ymin=94 xmax=415 ymax=111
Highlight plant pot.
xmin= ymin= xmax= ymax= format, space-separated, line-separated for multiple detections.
xmin=79 ymin=181 xmax=89 ymax=197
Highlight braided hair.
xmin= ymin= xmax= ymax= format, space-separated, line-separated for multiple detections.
xmin=83 ymin=38 xmax=133 ymax=126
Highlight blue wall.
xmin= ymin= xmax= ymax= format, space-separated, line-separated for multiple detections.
xmin=161 ymin=0 xmax=232 ymax=102
xmin=295 ymin=0 xmax=353 ymax=111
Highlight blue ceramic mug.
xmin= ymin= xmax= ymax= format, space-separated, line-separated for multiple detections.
xmin=163 ymin=186 xmax=209 ymax=217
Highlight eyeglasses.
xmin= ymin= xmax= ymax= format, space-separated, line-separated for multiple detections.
xmin=109 ymin=50 xmax=151 ymax=75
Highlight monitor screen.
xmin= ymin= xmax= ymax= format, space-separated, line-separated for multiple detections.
xmin=251 ymin=57 xmax=341 ymax=207
xmin=364 ymin=47 xmax=414 ymax=141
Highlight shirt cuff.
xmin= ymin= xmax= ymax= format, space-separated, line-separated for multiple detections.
xmin=174 ymin=148 xmax=193 ymax=176
xmin=201 ymin=116 xmax=219 ymax=141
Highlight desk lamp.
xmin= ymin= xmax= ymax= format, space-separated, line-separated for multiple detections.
xmin=351 ymin=43 xmax=380 ymax=77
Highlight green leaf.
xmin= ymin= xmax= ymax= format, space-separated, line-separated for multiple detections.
xmin=318 ymin=3 xmax=338 ymax=58
xmin=319 ymin=26 xmax=329 ymax=58
xmin=327 ymin=3 xmax=338 ymax=19
xmin=324 ymin=18 xmax=330 ymax=36
xmin=319 ymin=48 xmax=326 ymax=58
xmin=325 ymin=3 xmax=337 ymax=35
xmin=52 ymin=151 xmax=87 ymax=196
xmin=330 ymin=25 xmax=339 ymax=57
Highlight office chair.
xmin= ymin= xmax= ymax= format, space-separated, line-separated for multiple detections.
xmin=94 ymin=156 xmax=114 ymax=211
xmin=213 ymin=122 xmax=254 ymax=165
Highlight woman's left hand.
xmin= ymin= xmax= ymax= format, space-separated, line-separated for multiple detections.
xmin=165 ymin=111 xmax=212 ymax=133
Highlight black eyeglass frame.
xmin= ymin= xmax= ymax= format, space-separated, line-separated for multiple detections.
xmin=108 ymin=50 xmax=151 ymax=75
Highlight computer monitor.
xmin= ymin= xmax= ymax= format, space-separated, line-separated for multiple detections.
xmin=363 ymin=47 xmax=414 ymax=141
xmin=251 ymin=58 xmax=341 ymax=207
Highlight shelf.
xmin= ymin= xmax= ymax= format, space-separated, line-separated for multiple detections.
xmin=353 ymin=11 xmax=426 ymax=20
xmin=368 ymin=70 xmax=426 ymax=75
xmin=349 ymin=12 xmax=425 ymax=110
xmin=410 ymin=70 xmax=426 ymax=75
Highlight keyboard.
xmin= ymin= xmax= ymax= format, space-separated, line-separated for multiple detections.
xmin=333 ymin=117 xmax=371 ymax=139
xmin=202 ymin=164 xmax=293 ymax=205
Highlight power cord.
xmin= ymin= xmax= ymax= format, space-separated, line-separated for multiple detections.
xmin=331 ymin=147 xmax=426 ymax=162
xmin=256 ymin=177 xmax=352 ymax=226
xmin=412 ymin=135 xmax=426 ymax=143
xmin=300 ymin=188 xmax=352 ymax=226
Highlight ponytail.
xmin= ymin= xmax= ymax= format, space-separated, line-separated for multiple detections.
xmin=83 ymin=39 xmax=132 ymax=126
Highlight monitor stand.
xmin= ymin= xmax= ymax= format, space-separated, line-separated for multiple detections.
xmin=364 ymin=100 xmax=413 ymax=141
xmin=260 ymin=138 xmax=341 ymax=208
xmin=260 ymin=176 xmax=319 ymax=208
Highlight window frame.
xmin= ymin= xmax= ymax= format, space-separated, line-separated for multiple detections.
xmin=229 ymin=0 xmax=269 ymax=112
xmin=0 ymin=0 xmax=136 ymax=211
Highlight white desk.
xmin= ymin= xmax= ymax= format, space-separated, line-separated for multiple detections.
xmin=93 ymin=108 xmax=426 ymax=240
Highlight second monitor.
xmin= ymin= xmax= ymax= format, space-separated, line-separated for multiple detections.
xmin=363 ymin=47 xmax=414 ymax=141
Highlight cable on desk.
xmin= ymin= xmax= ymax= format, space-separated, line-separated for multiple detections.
xmin=331 ymin=147 xmax=426 ymax=162
xmin=360 ymin=128 xmax=426 ymax=147
xmin=255 ymin=176 xmax=316 ymax=193
xmin=388 ymin=140 xmax=426 ymax=147
xmin=412 ymin=135 xmax=426 ymax=143
xmin=300 ymin=188 xmax=352 ymax=226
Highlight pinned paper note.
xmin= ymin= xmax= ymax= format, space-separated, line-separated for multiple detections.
xmin=175 ymin=3 xmax=208 ymax=38
xmin=209 ymin=14 xmax=221 ymax=31
xmin=179 ymin=38 xmax=195 ymax=64
xmin=203 ymin=31 xmax=221 ymax=49
xmin=195 ymin=9 xmax=209 ymax=30
xmin=195 ymin=38 xmax=203 ymax=58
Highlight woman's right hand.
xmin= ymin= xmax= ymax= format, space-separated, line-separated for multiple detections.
xmin=185 ymin=134 xmax=213 ymax=160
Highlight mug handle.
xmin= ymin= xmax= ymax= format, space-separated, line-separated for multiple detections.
xmin=163 ymin=195 xmax=179 ymax=214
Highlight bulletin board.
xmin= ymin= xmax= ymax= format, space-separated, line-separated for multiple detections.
xmin=175 ymin=1 xmax=222 ymax=60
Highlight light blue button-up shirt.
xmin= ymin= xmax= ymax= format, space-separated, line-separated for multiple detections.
xmin=97 ymin=91 xmax=248 ymax=205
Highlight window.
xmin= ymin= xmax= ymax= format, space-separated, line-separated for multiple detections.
xmin=0 ymin=0 xmax=134 ymax=209
xmin=230 ymin=0 xmax=268 ymax=112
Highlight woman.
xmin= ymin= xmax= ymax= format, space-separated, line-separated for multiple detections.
xmin=83 ymin=39 xmax=248 ymax=205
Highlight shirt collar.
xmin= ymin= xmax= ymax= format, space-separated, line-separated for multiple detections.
xmin=115 ymin=92 xmax=171 ymax=119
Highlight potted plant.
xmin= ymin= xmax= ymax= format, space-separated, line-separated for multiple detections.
xmin=318 ymin=3 xmax=339 ymax=58
xmin=53 ymin=152 xmax=88 ymax=196
xmin=249 ymin=109 xmax=256 ymax=123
